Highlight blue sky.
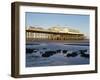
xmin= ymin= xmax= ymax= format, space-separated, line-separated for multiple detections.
xmin=25 ymin=12 xmax=90 ymax=37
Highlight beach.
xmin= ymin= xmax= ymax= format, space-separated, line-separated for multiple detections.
xmin=26 ymin=40 xmax=90 ymax=67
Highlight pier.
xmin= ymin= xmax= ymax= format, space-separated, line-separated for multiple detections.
xmin=26 ymin=29 xmax=85 ymax=42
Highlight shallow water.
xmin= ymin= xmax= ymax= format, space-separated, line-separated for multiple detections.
xmin=26 ymin=42 xmax=89 ymax=67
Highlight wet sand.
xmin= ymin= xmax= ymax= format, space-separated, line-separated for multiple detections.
xmin=26 ymin=39 xmax=89 ymax=44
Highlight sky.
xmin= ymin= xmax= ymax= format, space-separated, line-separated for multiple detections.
xmin=25 ymin=12 xmax=90 ymax=38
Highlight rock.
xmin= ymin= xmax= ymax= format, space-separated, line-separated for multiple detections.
xmin=71 ymin=52 xmax=78 ymax=57
xmin=66 ymin=51 xmax=78 ymax=57
xmin=56 ymin=49 xmax=61 ymax=53
xmin=26 ymin=48 xmax=33 ymax=53
xmin=79 ymin=49 xmax=88 ymax=54
xmin=42 ymin=51 xmax=56 ymax=57
xmin=66 ymin=54 xmax=72 ymax=57
xmin=32 ymin=48 xmax=39 ymax=53
xmin=80 ymin=54 xmax=89 ymax=58
xmin=62 ymin=50 xmax=68 ymax=54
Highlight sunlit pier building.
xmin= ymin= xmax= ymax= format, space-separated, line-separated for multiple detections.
xmin=26 ymin=26 xmax=85 ymax=41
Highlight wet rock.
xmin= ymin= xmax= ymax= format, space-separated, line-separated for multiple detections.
xmin=42 ymin=51 xmax=56 ymax=57
xmin=26 ymin=48 xmax=33 ymax=53
xmin=62 ymin=50 xmax=68 ymax=54
xmin=80 ymin=54 xmax=89 ymax=58
xmin=56 ymin=49 xmax=61 ymax=53
xmin=79 ymin=49 xmax=89 ymax=58
xmin=26 ymin=48 xmax=39 ymax=53
xmin=72 ymin=52 xmax=78 ymax=57
xmin=79 ymin=49 xmax=88 ymax=54
xmin=66 ymin=51 xmax=78 ymax=57
xmin=32 ymin=48 xmax=39 ymax=53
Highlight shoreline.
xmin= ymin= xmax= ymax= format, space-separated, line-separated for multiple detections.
xmin=26 ymin=39 xmax=89 ymax=44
